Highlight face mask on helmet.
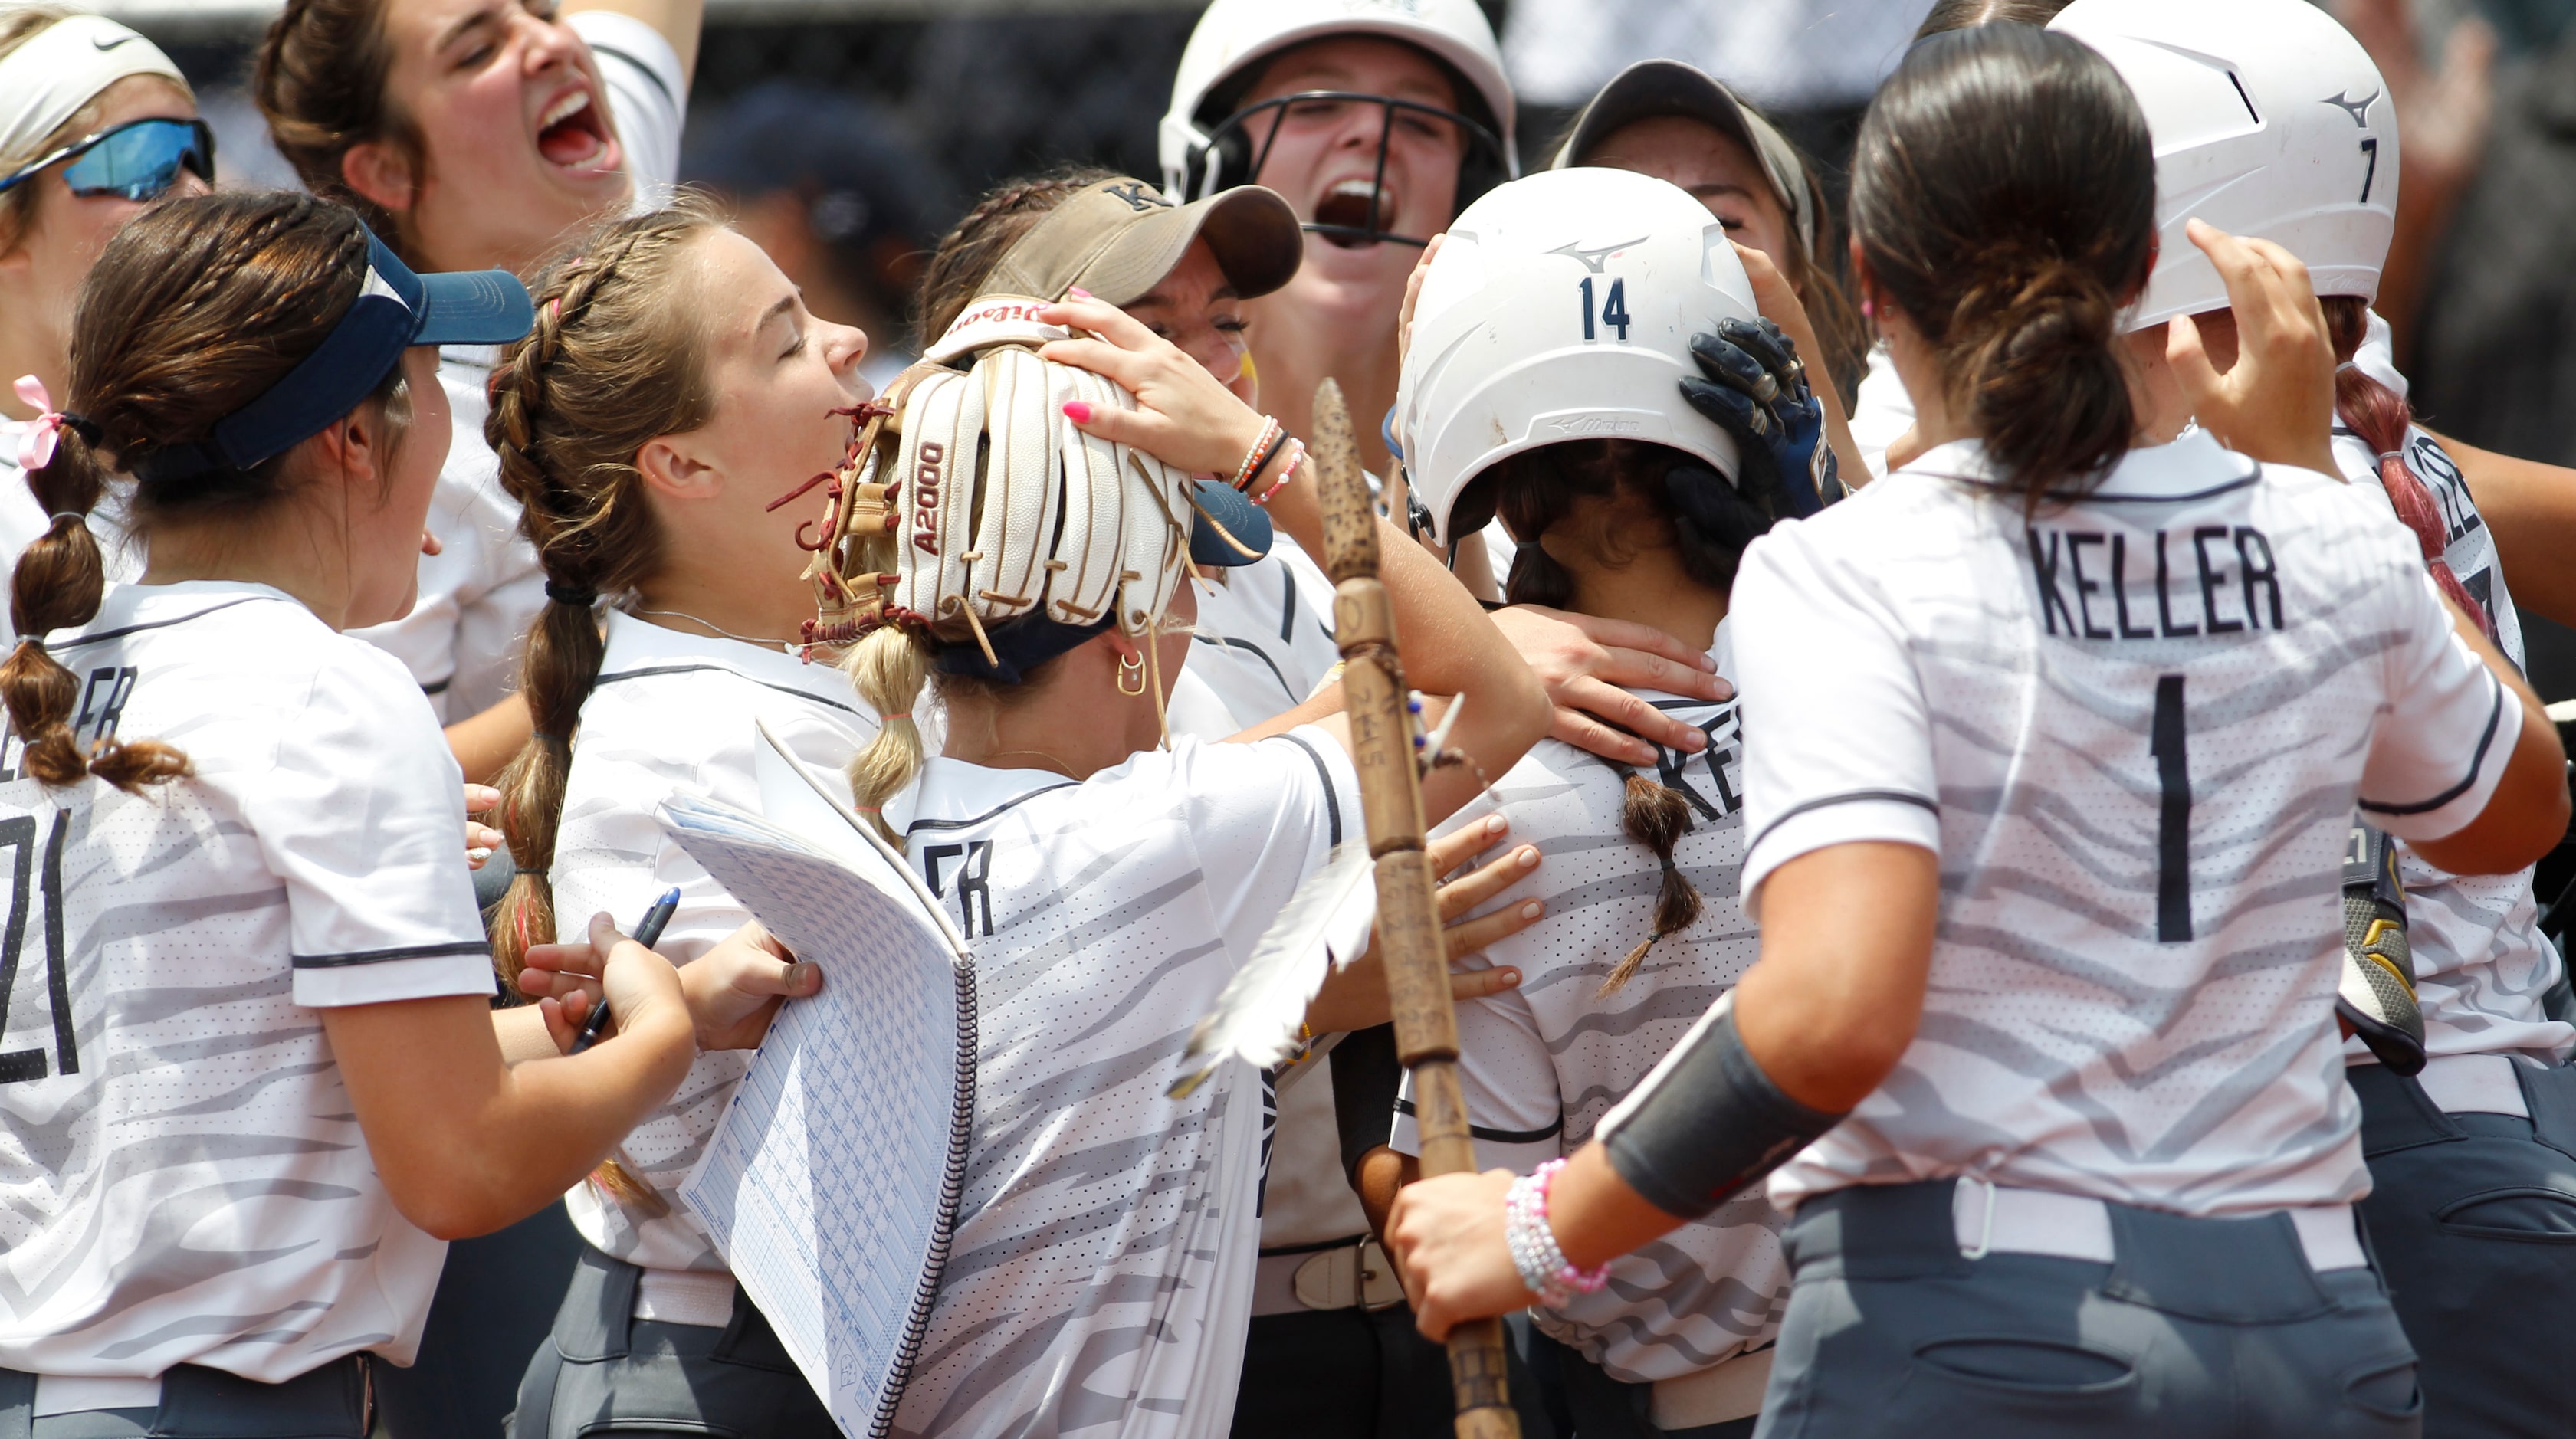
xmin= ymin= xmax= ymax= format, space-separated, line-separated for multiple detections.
xmin=1181 ymin=83 xmax=1515 ymax=248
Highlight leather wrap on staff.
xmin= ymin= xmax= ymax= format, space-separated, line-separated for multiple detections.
xmin=1311 ymin=379 xmax=1518 ymax=1439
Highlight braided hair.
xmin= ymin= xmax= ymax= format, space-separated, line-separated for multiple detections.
xmin=484 ymin=198 xmax=725 ymax=992
xmin=911 ymin=165 xmax=1120 ymax=348
xmin=1483 ymin=439 xmax=1772 ymax=991
xmin=7 ymin=192 xmax=395 ymax=792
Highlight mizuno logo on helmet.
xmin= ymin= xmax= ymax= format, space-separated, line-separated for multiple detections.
xmin=2322 ymin=88 xmax=2380 ymax=126
xmin=1104 ymin=182 xmax=1170 ymax=212
xmin=1545 ymin=416 xmax=1644 ymax=436
xmin=1547 ymin=237 xmax=1649 ymax=274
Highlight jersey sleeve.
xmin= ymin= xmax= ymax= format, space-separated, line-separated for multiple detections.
xmin=1731 ymin=522 xmax=1941 ymax=916
xmin=245 ymin=648 xmax=495 ymax=1008
xmin=2358 ymin=560 xmax=2522 ymax=843
xmin=570 ymin=9 xmax=687 ymax=200
xmin=1163 ymin=728 xmax=1364 ymax=965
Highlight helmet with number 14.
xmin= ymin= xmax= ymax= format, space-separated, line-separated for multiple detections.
xmin=1396 ymin=166 xmax=1763 ymax=544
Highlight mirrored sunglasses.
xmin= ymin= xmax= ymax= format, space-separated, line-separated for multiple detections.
xmin=0 ymin=117 xmax=215 ymax=202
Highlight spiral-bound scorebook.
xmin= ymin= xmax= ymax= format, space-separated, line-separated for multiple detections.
xmin=665 ymin=720 xmax=975 ymax=1439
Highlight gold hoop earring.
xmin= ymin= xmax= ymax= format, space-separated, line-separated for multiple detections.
xmin=1117 ymin=651 xmax=1147 ymax=697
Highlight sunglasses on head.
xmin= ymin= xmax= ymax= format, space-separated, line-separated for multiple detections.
xmin=0 ymin=117 xmax=215 ymax=203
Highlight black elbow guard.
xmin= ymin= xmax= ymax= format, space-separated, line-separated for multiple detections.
xmin=1600 ymin=995 xmax=1848 ymax=1220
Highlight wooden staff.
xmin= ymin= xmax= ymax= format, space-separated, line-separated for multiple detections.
xmin=1311 ymin=379 xmax=1518 ymax=1439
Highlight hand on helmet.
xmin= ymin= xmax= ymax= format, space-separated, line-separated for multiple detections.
xmin=1679 ymin=318 xmax=1836 ymax=520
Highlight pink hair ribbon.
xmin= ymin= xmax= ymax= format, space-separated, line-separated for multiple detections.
xmin=13 ymin=375 xmax=69 ymax=470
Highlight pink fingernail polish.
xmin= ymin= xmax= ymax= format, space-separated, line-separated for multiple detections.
xmin=1064 ymin=401 xmax=1094 ymax=424
xmin=1068 ymin=287 xmax=1093 ymax=299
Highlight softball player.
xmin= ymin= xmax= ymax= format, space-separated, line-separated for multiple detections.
xmin=462 ymin=198 xmax=865 ymax=1439
xmin=1379 ymin=167 xmax=1836 ymax=1439
xmin=1387 ymin=25 xmax=2568 ymax=1437
xmin=0 ymin=189 xmax=719 ymax=1438
xmin=2055 ymin=1 xmax=2576 ymax=1429
xmin=1163 ymin=0 xmax=1517 ymax=595
xmin=0 ymin=8 xmax=211 ymax=645
xmin=256 ymin=0 xmax=698 ymax=774
xmin=796 ymin=241 xmax=1551 ymax=1433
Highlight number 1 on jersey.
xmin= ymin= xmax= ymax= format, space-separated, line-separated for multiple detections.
xmin=2152 ymin=674 xmax=2192 ymax=942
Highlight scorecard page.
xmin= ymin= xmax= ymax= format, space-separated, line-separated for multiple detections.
xmin=668 ymin=792 xmax=974 ymax=1439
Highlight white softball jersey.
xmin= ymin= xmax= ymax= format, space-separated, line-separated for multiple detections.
xmin=2328 ymin=423 xmax=2573 ymax=1086
xmin=1393 ymin=652 xmax=1786 ymax=1383
xmin=550 ymin=611 xmax=875 ymax=1275
xmin=352 ymin=8 xmax=687 ymax=722
xmin=888 ymin=730 xmax=1360 ymax=1439
xmin=1740 ymin=431 xmax=2522 ymax=1218
xmin=1160 ymin=534 xmax=1372 ymax=1257
xmin=0 ymin=580 xmax=494 ymax=1379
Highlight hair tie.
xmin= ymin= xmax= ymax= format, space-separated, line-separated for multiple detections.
xmin=11 ymin=375 xmax=84 ymax=470
xmin=16 ymin=634 xmax=42 ymax=653
xmin=883 ymin=711 xmax=912 ymax=722
xmin=532 ymin=730 xmax=569 ymax=744
xmin=544 ymin=579 xmax=599 ymax=607
xmin=47 ymin=512 xmax=82 ymax=527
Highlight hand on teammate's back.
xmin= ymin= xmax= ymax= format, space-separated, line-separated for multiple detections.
xmin=1490 ymin=605 xmax=1733 ymax=763
xmin=1303 ymin=815 xmax=1541 ymax=1034
xmin=2166 ymin=218 xmax=2340 ymax=478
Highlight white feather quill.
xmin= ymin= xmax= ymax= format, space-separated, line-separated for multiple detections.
xmin=1170 ymin=844 xmax=1377 ymax=1097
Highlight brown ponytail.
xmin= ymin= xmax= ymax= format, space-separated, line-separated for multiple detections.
xmin=0 ymin=441 xmax=183 ymax=791
xmin=7 ymin=191 xmax=392 ymax=790
xmin=1849 ymin=25 xmax=2155 ymax=507
xmin=1600 ymin=771 xmax=1703 ymax=993
xmin=484 ymin=199 xmax=726 ymax=991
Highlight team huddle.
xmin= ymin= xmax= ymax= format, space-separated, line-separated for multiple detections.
xmin=0 ymin=0 xmax=2567 ymax=1437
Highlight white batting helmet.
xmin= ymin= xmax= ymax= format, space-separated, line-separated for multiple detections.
xmin=803 ymin=299 xmax=1268 ymax=681
xmin=1159 ymin=0 xmax=1518 ymax=231
xmin=1394 ymin=167 xmax=1761 ymax=545
xmin=2050 ymin=0 xmax=2397 ymax=329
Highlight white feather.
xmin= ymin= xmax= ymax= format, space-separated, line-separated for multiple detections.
xmin=1170 ymin=844 xmax=1377 ymax=1097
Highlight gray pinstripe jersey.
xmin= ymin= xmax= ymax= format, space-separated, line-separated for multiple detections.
xmin=2330 ymin=424 xmax=2571 ymax=1068
xmin=1738 ymin=433 xmax=2523 ymax=1216
xmin=1395 ymin=664 xmax=1781 ymax=1382
xmin=887 ymin=732 xmax=1360 ymax=1439
xmin=0 ymin=581 xmax=493 ymax=1378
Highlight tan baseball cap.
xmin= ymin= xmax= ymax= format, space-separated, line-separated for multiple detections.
xmin=980 ymin=176 xmax=1304 ymax=311
xmin=1552 ymin=61 xmax=1819 ymax=258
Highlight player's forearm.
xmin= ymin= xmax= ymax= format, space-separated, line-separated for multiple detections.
xmin=1387 ymin=523 xmax=1548 ymax=813
xmin=446 ymin=691 xmax=533 ymax=785
xmin=2429 ymin=429 xmax=2576 ymax=630
xmin=2411 ymin=601 xmax=2568 ymax=877
xmin=565 ymin=0 xmax=702 ymax=82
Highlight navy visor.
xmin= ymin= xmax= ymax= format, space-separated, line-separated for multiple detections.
xmin=136 ymin=230 xmax=533 ymax=483
xmin=1186 ymin=477 xmax=1272 ymax=567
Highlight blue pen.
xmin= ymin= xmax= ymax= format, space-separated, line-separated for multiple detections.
xmin=568 ymin=886 xmax=681 ymax=1055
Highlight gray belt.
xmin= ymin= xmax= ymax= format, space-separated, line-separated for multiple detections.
xmin=1249 ymin=1235 xmax=1406 ymax=1318
xmin=0 ymin=1356 xmax=370 ymax=1439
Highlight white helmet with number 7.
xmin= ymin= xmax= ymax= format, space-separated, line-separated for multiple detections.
xmin=1396 ymin=167 xmax=1761 ymax=545
xmin=2049 ymin=0 xmax=2396 ymax=329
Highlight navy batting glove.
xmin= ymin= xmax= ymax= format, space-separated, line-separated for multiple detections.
xmin=1678 ymin=318 xmax=1836 ymax=520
